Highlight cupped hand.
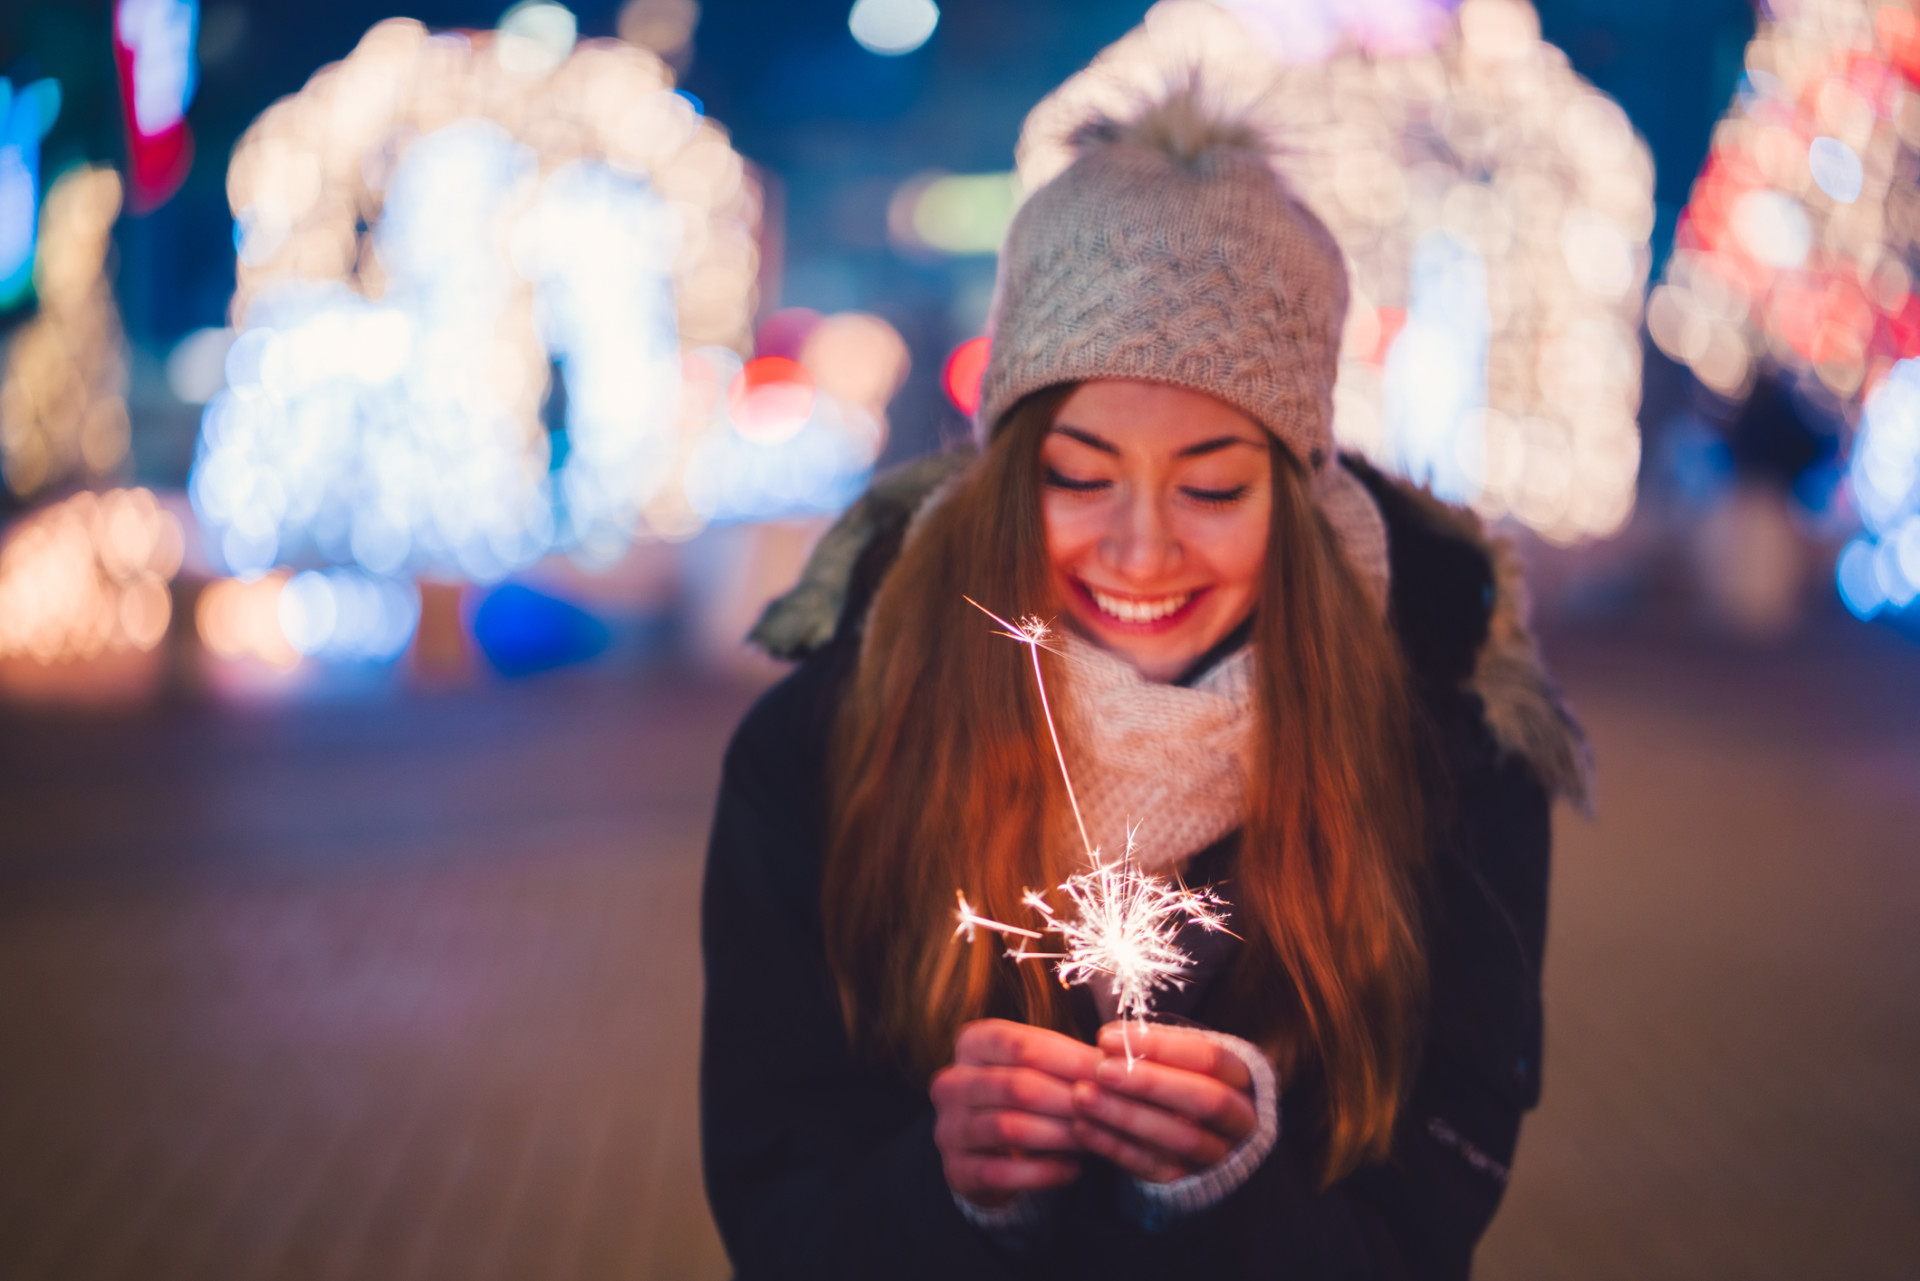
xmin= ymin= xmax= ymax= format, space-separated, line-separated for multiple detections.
xmin=1070 ymin=1021 xmax=1259 ymax=1184
xmin=931 ymin=1018 xmax=1104 ymax=1209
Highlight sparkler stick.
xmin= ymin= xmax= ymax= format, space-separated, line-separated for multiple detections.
xmin=955 ymin=597 xmax=1234 ymax=1066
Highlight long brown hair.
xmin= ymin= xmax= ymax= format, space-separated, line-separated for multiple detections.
xmin=825 ymin=387 xmax=1427 ymax=1183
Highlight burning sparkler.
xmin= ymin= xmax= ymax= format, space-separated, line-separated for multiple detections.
xmin=956 ymin=597 xmax=1235 ymax=1065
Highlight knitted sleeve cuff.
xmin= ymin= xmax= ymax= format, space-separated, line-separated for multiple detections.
xmin=1121 ymin=1029 xmax=1279 ymax=1230
xmin=952 ymin=1187 xmax=1064 ymax=1254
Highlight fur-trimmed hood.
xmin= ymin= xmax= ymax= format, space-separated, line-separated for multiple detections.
xmin=750 ymin=450 xmax=1590 ymax=810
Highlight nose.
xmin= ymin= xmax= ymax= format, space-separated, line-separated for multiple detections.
xmin=1102 ymin=488 xmax=1180 ymax=583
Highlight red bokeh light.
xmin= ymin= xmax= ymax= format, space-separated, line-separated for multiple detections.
xmin=942 ymin=335 xmax=990 ymax=416
xmin=728 ymin=356 xmax=815 ymax=443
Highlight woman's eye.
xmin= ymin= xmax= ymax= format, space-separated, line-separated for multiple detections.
xmin=1044 ymin=467 xmax=1111 ymax=494
xmin=1182 ymin=485 xmax=1250 ymax=506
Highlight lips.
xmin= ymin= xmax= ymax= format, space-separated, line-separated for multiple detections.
xmin=1076 ymin=580 xmax=1208 ymax=630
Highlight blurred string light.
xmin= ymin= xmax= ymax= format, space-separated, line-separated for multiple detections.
xmin=1015 ymin=0 xmax=1653 ymax=544
xmin=0 ymin=487 xmax=183 ymax=664
xmin=0 ymin=166 xmax=131 ymax=499
xmin=113 ymin=0 xmax=199 ymax=211
xmin=889 ymin=171 xmax=1023 ymax=256
xmin=0 ymin=78 xmax=62 ymax=309
xmin=1643 ymin=1 xmax=1920 ymax=622
xmin=1648 ymin=0 xmax=1920 ymax=406
xmin=195 ymin=571 xmax=298 ymax=667
xmin=848 ymin=0 xmax=940 ymax=57
xmin=192 ymin=15 xmax=772 ymax=595
xmin=1838 ymin=356 xmax=1920 ymax=617
xmin=662 ymin=309 xmax=907 ymax=532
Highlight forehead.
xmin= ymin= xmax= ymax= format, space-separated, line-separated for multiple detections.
xmin=1050 ymin=379 xmax=1266 ymax=456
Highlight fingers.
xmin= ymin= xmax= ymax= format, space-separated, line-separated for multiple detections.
xmin=956 ymin=1019 xmax=1103 ymax=1081
xmin=942 ymin=1152 xmax=1082 ymax=1205
xmin=1071 ymin=1079 xmax=1233 ymax=1170
xmin=931 ymin=1063 xmax=1079 ymax=1121
xmin=1097 ymin=1022 xmax=1253 ymax=1093
xmin=1089 ymin=1054 xmax=1258 ymax=1143
xmin=934 ymin=1099 xmax=1078 ymax=1155
xmin=1070 ymin=1116 xmax=1190 ymax=1184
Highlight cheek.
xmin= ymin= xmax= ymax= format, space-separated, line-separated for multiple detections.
xmin=1043 ymin=496 xmax=1101 ymax=572
xmin=1189 ymin=502 xmax=1269 ymax=593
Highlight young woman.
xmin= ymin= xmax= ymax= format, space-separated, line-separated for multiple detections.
xmin=700 ymin=91 xmax=1587 ymax=1280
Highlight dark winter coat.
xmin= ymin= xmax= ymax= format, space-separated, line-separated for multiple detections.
xmin=700 ymin=452 xmax=1589 ymax=1281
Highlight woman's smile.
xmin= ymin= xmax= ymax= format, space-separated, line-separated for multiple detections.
xmin=1073 ymin=580 xmax=1210 ymax=631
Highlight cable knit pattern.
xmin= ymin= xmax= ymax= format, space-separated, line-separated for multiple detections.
xmin=1058 ymin=634 xmax=1254 ymax=871
xmin=976 ymin=89 xmax=1349 ymax=486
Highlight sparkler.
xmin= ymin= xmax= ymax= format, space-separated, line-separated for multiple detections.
xmin=956 ymin=597 xmax=1235 ymax=1065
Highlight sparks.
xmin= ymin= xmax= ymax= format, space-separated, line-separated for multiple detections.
xmin=956 ymin=598 xmax=1235 ymax=1065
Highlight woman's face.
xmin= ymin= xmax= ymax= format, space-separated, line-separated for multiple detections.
xmin=1041 ymin=380 xmax=1272 ymax=683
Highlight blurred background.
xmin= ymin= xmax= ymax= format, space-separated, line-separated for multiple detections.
xmin=0 ymin=0 xmax=1915 ymax=1276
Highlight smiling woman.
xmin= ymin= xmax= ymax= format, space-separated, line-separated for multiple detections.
xmin=1040 ymin=381 xmax=1273 ymax=682
xmin=701 ymin=84 xmax=1588 ymax=1280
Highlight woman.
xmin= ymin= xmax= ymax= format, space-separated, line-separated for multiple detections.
xmin=701 ymin=90 xmax=1587 ymax=1280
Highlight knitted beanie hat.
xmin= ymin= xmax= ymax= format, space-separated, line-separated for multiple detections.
xmin=977 ymin=89 xmax=1348 ymax=468
xmin=975 ymin=87 xmax=1391 ymax=612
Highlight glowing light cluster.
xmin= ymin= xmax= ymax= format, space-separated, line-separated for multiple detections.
xmin=658 ymin=311 xmax=903 ymax=534
xmin=1837 ymin=356 xmax=1920 ymax=616
xmin=1650 ymin=0 xmax=1920 ymax=406
xmin=0 ymin=166 xmax=131 ymax=499
xmin=196 ymin=572 xmax=299 ymax=668
xmin=194 ymin=16 xmax=765 ymax=584
xmin=1 ymin=78 xmax=62 ymax=308
xmin=0 ymin=487 xmax=183 ymax=664
xmin=1018 ymin=0 xmax=1653 ymax=544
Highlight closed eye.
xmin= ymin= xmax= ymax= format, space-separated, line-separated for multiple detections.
xmin=1182 ymin=485 xmax=1250 ymax=506
xmin=1044 ymin=466 xmax=1111 ymax=494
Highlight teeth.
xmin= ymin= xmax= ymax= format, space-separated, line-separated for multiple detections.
xmin=1088 ymin=587 xmax=1194 ymax=623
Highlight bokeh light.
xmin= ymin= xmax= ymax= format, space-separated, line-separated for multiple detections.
xmin=1646 ymin=0 xmax=1920 ymax=621
xmin=0 ymin=488 xmax=183 ymax=664
xmin=943 ymin=334 xmax=989 ymax=416
xmin=191 ymin=15 xmax=766 ymax=587
xmin=1647 ymin=2 xmax=1920 ymax=405
xmin=848 ymin=0 xmax=940 ymax=57
xmin=0 ymin=77 xmax=62 ymax=309
xmin=0 ymin=166 xmax=131 ymax=500
xmin=113 ymin=0 xmax=200 ymax=210
xmin=888 ymin=171 xmax=1022 ymax=256
xmin=1018 ymin=0 xmax=1652 ymax=544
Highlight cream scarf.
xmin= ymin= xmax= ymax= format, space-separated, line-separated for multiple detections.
xmin=1057 ymin=634 xmax=1255 ymax=873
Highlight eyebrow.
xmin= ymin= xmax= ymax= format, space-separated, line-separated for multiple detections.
xmin=1049 ymin=424 xmax=1120 ymax=455
xmin=1050 ymin=425 xmax=1265 ymax=459
xmin=1173 ymin=436 xmax=1265 ymax=459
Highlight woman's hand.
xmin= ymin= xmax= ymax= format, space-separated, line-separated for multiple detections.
xmin=931 ymin=1018 xmax=1104 ymax=1209
xmin=1070 ymin=1022 xmax=1258 ymax=1184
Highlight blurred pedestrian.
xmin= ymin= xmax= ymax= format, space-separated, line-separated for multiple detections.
xmin=700 ymin=85 xmax=1587 ymax=1280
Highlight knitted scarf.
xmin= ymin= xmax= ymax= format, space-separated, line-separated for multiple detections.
xmin=1058 ymin=633 xmax=1254 ymax=874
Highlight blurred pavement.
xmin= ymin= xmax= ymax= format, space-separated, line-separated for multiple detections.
xmin=0 ymin=622 xmax=1916 ymax=1279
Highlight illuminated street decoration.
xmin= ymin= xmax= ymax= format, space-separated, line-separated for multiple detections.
xmin=1649 ymin=0 xmax=1920 ymax=406
xmin=0 ymin=166 xmax=131 ymax=499
xmin=1018 ymin=0 xmax=1653 ymax=544
xmin=1642 ymin=0 xmax=1920 ymax=617
xmin=0 ymin=487 xmax=183 ymax=664
xmin=0 ymin=78 xmax=62 ymax=309
xmin=113 ymin=0 xmax=200 ymax=211
xmin=192 ymin=16 xmax=771 ymax=588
